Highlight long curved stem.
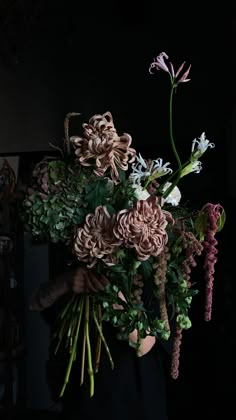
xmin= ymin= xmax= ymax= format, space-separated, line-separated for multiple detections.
xmin=169 ymin=87 xmax=182 ymax=171
xmin=94 ymin=304 xmax=102 ymax=373
xmin=85 ymin=296 xmax=94 ymax=398
xmin=162 ymin=86 xmax=183 ymax=198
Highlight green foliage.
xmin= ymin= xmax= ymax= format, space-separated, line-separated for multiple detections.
xmin=84 ymin=178 xmax=111 ymax=212
xmin=96 ymin=280 xmax=170 ymax=343
xmin=140 ymin=258 xmax=155 ymax=280
xmin=21 ymin=159 xmax=88 ymax=243
xmin=217 ymin=208 xmax=226 ymax=232
xmin=111 ymin=178 xmax=137 ymax=211
xmin=194 ymin=211 xmax=208 ymax=241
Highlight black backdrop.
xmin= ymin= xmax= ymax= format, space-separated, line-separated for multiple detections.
xmin=0 ymin=1 xmax=234 ymax=418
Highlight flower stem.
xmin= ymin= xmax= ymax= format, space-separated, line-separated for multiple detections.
xmin=143 ymin=177 xmax=150 ymax=190
xmin=154 ymin=157 xmax=193 ymax=197
xmin=85 ymin=296 xmax=94 ymax=398
xmin=162 ymin=86 xmax=182 ymax=198
xmin=60 ymin=293 xmax=76 ymax=319
xmin=93 ymin=305 xmax=114 ymax=370
xmin=60 ymin=296 xmax=84 ymax=397
xmin=54 ymin=296 xmax=79 ymax=354
xmin=94 ymin=304 xmax=102 ymax=373
xmin=80 ymin=323 xmax=86 ymax=386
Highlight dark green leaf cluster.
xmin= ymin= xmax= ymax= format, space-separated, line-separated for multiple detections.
xmin=21 ymin=159 xmax=90 ymax=243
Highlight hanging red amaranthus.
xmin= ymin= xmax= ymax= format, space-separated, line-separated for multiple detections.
xmin=202 ymin=203 xmax=225 ymax=321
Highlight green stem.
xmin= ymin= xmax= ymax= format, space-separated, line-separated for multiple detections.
xmin=155 ymin=158 xmax=192 ymax=196
xmin=93 ymin=305 xmax=114 ymax=370
xmin=85 ymin=296 xmax=94 ymax=398
xmin=169 ymin=87 xmax=182 ymax=170
xmin=144 ymin=84 xmax=184 ymax=197
xmin=162 ymin=85 xmax=182 ymax=198
xmin=54 ymin=298 xmax=79 ymax=353
xmin=60 ymin=296 xmax=84 ymax=397
xmin=143 ymin=177 xmax=150 ymax=190
xmin=60 ymin=294 xmax=76 ymax=319
xmin=94 ymin=331 xmax=102 ymax=374
xmin=80 ymin=323 xmax=86 ymax=385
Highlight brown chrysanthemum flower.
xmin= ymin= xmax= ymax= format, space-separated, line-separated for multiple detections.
xmin=113 ymin=196 xmax=174 ymax=261
xmin=73 ymin=205 xmax=122 ymax=268
xmin=70 ymin=111 xmax=136 ymax=183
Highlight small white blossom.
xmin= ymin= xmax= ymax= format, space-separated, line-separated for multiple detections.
xmin=162 ymin=182 xmax=181 ymax=206
xmin=132 ymin=185 xmax=150 ymax=201
xmin=129 ymin=155 xmax=173 ymax=185
xmin=129 ymin=153 xmax=151 ymax=185
xmin=191 ymin=132 xmax=215 ymax=160
xmin=151 ymin=158 xmax=173 ymax=178
xmin=135 ymin=153 xmax=148 ymax=169
xmin=180 ymin=160 xmax=202 ymax=177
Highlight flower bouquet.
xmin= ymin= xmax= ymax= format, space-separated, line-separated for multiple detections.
xmin=22 ymin=52 xmax=226 ymax=398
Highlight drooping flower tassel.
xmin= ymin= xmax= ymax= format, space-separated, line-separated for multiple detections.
xmin=153 ymin=247 xmax=171 ymax=335
xmin=181 ymin=230 xmax=203 ymax=287
xmin=170 ymin=326 xmax=182 ymax=379
xmin=201 ymin=203 xmax=224 ymax=321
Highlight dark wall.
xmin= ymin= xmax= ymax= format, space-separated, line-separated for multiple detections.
xmin=0 ymin=62 xmax=62 ymax=153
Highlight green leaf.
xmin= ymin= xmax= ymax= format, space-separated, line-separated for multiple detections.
xmin=167 ymin=269 xmax=179 ymax=284
xmin=194 ymin=211 xmax=208 ymax=241
xmin=168 ymin=261 xmax=184 ymax=281
xmin=105 ymin=204 xmax=116 ymax=215
xmin=84 ymin=179 xmax=110 ymax=211
xmin=117 ymin=167 xmax=127 ymax=183
xmin=49 ymin=160 xmax=66 ymax=181
xmin=110 ymin=265 xmax=126 ymax=273
xmin=72 ymin=208 xmax=86 ymax=224
xmin=140 ymin=258 xmax=154 ymax=280
xmin=216 ymin=209 xmax=226 ymax=232
xmin=56 ymin=222 xmax=65 ymax=230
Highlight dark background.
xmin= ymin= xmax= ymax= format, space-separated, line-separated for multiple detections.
xmin=0 ymin=1 xmax=234 ymax=419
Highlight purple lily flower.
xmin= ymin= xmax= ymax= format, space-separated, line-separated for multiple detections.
xmin=149 ymin=52 xmax=170 ymax=74
xmin=149 ymin=51 xmax=191 ymax=86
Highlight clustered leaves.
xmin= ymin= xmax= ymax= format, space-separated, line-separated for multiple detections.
xmin=22 ymin=160 xmax=88 ymax=242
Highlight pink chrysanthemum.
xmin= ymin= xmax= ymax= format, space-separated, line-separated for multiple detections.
xmin=70 ymin=112 xmax=136 ymax=183
xmin=113 ymin=196 xmax=174 ymax=261
xmin=73 ymin=206 xmax=121 ymax=268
